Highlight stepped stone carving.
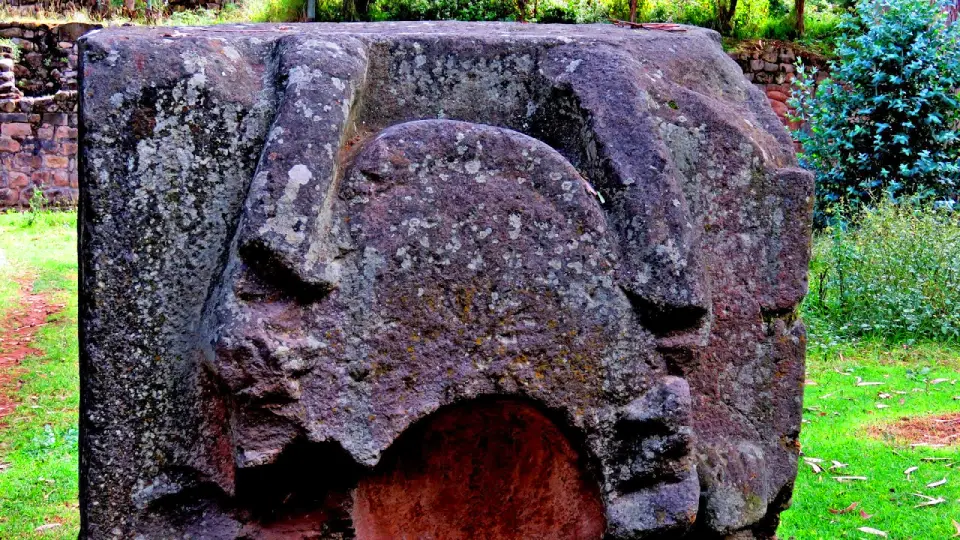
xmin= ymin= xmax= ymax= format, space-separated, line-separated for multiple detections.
xmin=79 ymin=22 xmax=812 ymax=539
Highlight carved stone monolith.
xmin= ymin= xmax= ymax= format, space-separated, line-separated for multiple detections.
xmin=79 ymin=22 xmax=812 ymax=539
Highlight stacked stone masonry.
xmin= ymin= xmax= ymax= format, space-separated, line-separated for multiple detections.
xmin=1 ymin=0 xmax=98 ymax=14
xmin=2 ymin=0 xmax=224 ymax=14
xmin=729 ymin=42 xmax=828 ymax=131
xmin=0 ymin=22 xmax=99 ymax=208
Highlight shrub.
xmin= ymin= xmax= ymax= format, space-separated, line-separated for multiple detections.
xmin=0 ymin=39 xmax=21 ymax=63
xmin=804 ymin=201 xmax=960 ymax=344
xmin=371 ymin=0 xmax=527 ymax=21
xmin=240 ymin=0 xmax=311 ymax=22
xmin=790 ymin=0 xmax=960 ymax=213
xmin=368 ymin=0 xmax=608 ymax=22
xmin=754 ymin=5 xmax=842 ymax=51
xmin=636 ymin=0 xmax=717 ymax=28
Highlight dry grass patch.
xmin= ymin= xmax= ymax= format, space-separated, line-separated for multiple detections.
xmin=868 ymin=412 xmax=960 ymax=447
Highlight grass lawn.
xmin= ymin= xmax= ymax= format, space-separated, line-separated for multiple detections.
xmin=0 ymin=210 xmax=956 ymax=538
xmin=779 ymin=340 xmax=960 ymax=539
xmin=0 ymin=211 xmax=79 ymax=539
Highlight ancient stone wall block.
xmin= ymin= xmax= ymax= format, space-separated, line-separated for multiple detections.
xmin=0 ymin=22 xmax=97 ymax=208
xmin=79 ymin=22 xmax=813 ymax=539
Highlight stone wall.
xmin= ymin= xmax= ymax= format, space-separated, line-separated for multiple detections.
xmin=1 ymin=0 xmax=97 ymax=14
xmin=2 ymin=0 xmax=224 ymax=14
xmin=729 ymin=41 xmax=828 ymax=131
xmin=0 ymin=22 xmax=99 ymax=208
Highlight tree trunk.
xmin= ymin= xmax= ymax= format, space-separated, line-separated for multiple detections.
xmin=795 ymin=0 xmax=806 ymax=37
xmin=516 ymin=0 xmax=528 ymax=22
xmin=717 ymin=0 xmax=738 ymax=34
xmin=341 ymin=0 xmax=371 ymax=21
xmin=630 ymin=0 xmax=638 ymax=22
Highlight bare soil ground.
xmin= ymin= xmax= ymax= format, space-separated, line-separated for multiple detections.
xmin=0 ymin=277 xmax=63 ymax=423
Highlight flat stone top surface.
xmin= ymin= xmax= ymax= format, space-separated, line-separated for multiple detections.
xmin=86 ymin=20 xmax=719 ymax=41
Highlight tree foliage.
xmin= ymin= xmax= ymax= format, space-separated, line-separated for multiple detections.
xmin=790 ymin=0 xmax=960 ymax=213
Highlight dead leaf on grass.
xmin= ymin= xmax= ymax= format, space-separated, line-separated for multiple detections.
xmin=829 ymin=501 xmax=859 ymax=514
xmin=905 ymin=466 xmax=919 ymax=479
xmin=858 ymin=526 xmax=888 ymax=537
xmin=927 ymin=477 xmax=948 ymax=488
xmin=834 ymin=476 xmax=869 ymax=482
xmin=34 ymin=523 xmax=62 ymax=532
xmin=912 ymin=493 xmax=946 ymax=508
xmin=804 ymin=458 xmax=824 ymax=474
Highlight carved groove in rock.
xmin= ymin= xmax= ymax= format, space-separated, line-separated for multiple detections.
xmin=79 ymin=22 xmax=813 ymax=539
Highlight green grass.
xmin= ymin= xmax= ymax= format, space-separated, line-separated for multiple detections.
xmin=0 ymin=211 xmax=79 ymax=539
xmin=780 ymin=210 xmax=960 ymax=539
xmin=778 ymin=338 xmax=960 ymax=539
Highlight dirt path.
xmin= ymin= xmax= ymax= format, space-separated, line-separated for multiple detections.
xmin=0 ymin=277 xmax=63 ymax=423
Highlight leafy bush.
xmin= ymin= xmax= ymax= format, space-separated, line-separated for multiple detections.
xmin=751 ymin=4 xmax=843 ymax=50
xmin=637 ymin=0 xmax=718 ymax=28
xmin=804 ymin=202 xmax=960 ymax=344
xmin=369 ymin=0 xmax=606 ymax=22
xmin=240 ymin=0 xmax=305 ymax=21
xmin=371 ymin=0 xmax=521 ymax=21
xmin=790 ymin=0 xmax=960 ymax=213
xmin=0 ymin=38 xmax=22 ymax=62
xmin=544 ymin=0 xmax=608 ymax=22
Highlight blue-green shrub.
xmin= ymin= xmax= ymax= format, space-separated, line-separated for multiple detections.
xmin=804 ymin=202 xmax=960 ymax=343
xmin=790 ymin=0 xmax=960 ymax=212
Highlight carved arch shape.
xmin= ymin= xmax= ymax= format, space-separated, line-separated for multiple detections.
xmin=352 ymin=397 xmax=606 ymax=540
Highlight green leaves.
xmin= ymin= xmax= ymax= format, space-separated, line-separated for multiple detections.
xmin=789 ymin=0 xmax=960 ymax=214
xmin=805 ymin=202 xmax=960 ymax=343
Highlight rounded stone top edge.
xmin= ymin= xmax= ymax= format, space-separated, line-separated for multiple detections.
xmin=368 ymin=118 xmax=588 ymax=172
xmin=80 ymin=21 xmax=719 ymax=46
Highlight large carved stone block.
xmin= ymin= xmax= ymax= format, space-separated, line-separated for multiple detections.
xmin=79 ymin=22 xmax=812 ymax=539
